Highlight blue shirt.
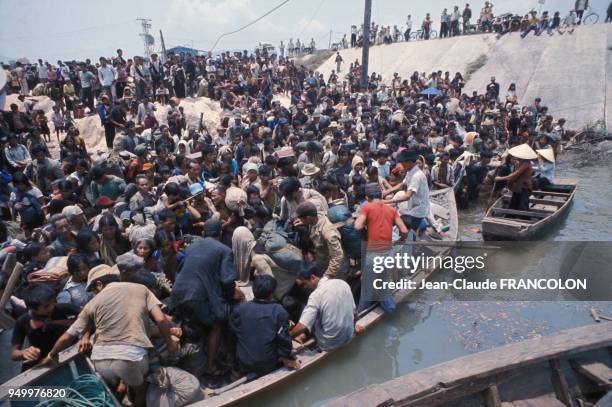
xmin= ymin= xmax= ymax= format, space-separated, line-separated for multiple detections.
xmin=80 ymin=71 xmax=95 ymax=88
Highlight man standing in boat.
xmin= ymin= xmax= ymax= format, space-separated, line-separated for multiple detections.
xmin=355 ymin=183 xmax=408 ymax=312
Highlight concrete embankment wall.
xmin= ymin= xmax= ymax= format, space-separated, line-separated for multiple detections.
xmin=317 ymin=24 xmax=611 ymax=131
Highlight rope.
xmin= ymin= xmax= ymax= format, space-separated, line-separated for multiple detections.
xmin=36 ymin=374 xmax=116 ymax=407
xmin=209 ymin=0 xmax=291 ymax=52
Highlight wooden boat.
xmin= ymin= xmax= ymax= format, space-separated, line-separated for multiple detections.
xmin=482 ymin=178 xmax=577 ymax=240
xmin=0 ymin=346 xmax=121 ymax=406
xmin=191 ymin=187 xmax=459 ymax=406
xmin=325 ymin=322 xmax=612 ymax=407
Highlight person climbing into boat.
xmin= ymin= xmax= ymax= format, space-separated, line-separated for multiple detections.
xmin=42 ymin=264 xmax=179 ymax=407
xmin=290 ymin=262 xmax=362 ymax=351
xmin=11 ymin=284 xmax=80 ymax=371
xmin=170 ymin=219 xmax=242 ymax=379
xmin=465 ymin=150 xmax=492 ymax=201
xmin=293 ymin=201 xmax=348 ymax=279
xmin=494 ymin=144 xmax=536 ymax=211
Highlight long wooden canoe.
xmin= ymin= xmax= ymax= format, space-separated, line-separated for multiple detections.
xmin=482 ymin=178 xmax=577 ymax=241
xmin=191 ymin=187 xmax=459 ymax=406
xmin=325 ymin=321 xmax=612 ymax=407
xmin=1 ymin=188 xmax=457 ymax=407
xmin=0 ymin=346 xmax=121 ymax=406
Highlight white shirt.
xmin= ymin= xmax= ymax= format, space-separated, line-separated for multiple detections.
xmin=97 ymin=66 xmax=115 ymax=86
xmin=299 ymin=277 xmax=355 ymax=351
xmin=130 ymin=64 xmax=150 ymax=82
xmin=406 ymin=18 xmax=413 ymax=30
xmin=91 ymin=344 xmax=147 ymax=361
xmin=401 ymin=165 xmax=430 ymax=218
xmin=37 ymin=64 xmax=47 ymax=79
xmin=373 ymin=160 xmax=390 ymax=179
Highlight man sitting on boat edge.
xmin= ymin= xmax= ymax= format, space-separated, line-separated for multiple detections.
xmin=290 ymin=262 xmax=363 ymax=352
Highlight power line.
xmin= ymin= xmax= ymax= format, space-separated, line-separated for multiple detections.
xmin=209 ymin=0 xmax=291 ymax=52
xmin=297 ymin=0 xmax=327 ymax=38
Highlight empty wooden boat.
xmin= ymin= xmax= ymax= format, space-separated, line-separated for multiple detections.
xmin=325 ymin=322 xmax=612 ymax=407
xmin=482 ymin=179 xmax=577 ymax=240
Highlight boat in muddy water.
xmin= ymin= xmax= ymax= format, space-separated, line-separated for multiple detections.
xmin=482 ymin=179 xmax=577 ymax=241
xmin=325 ymin=322 xmax=612 ymax=407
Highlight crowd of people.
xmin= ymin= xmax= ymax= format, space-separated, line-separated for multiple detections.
xmin=339 ymin=0 xmax=606 ymax=46
xmin=0 ymin=12 xmax=572 ymax=405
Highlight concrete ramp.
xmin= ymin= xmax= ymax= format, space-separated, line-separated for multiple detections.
xmin=317 ymin=24 xmax=611 ymax=130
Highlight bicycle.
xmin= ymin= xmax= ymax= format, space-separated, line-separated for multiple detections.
xmin=581 ymin=6 xmax=599 ymax=25
xmin=409 ymin=29 xmax=438 ymax=40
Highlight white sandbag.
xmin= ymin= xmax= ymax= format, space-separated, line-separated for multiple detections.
xmin=225 ymin=186 xmax=247 ymax=213
xmin=146 ymin=367 xmax=203 ymax=407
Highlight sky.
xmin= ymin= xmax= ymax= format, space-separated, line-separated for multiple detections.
xmin=0 ymin=0 xmax=608 ymax=62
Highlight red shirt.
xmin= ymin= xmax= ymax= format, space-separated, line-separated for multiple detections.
xmin=360 ymin=201 xmax=398 ymax=252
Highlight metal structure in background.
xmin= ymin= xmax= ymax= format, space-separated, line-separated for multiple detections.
xmin=360 ymin=0 xmax=372 ymax=90
xmin=159 ymin=29 xmax=167 ymax=61
xmin=137 ymin=18 xmax=154 ymax=59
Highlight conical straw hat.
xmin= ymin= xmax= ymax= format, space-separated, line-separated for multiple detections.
xmin=508 ymin=143 xmax=538 ymax=160
xmin=537 ymin=148 xmax=555 ymax=163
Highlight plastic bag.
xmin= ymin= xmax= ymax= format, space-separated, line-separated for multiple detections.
xmin=146 ymin=367 xmax=203 ymax=407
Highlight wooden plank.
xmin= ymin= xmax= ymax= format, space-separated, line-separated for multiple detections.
xmin=549 ymin=358 xmax=576 ymax=406
xmin=0 ymin=261 xmax=23 ymax=330
xmin=483 ymin=218 xmax=534 ymax=227
xmin=529 ymin=198 xmax=566 ymax=207
xmin=532 ymin=190 xmax=572 ymax=197
xmin=483 ymin=384 xmax=502 ymax=407
xmin=0 ymin=257 xmax=20 ymax=308
xmin=491 ymin=208 xmax=550 ymax=219
xmin=501 ymin=195 xmax=566 ymax=206
xmin=501 ymin=394 xmax=567 ymax=407
xmin=0 ymin=346 xmax=80 ymax=392
xmin=325 ymin=323 xmax=612 ymax=407
xmin=569 ymin=359 xmax=612 ymax=390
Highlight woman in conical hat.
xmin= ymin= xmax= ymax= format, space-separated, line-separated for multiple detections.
xmin=494 ymin=144 xmax=535 ymax=211
xmin=533 ymin=148 xmax=556 ymax=190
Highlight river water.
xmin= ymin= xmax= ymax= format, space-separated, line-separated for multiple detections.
xmin=1 ymin=151 xmax=611 ymax=406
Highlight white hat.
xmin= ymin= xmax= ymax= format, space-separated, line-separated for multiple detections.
xmin=508 ymin=143 xmax=538 ymax=160
xmin=537 ymin=148 xmax=555 ymax=163
xmin=301 ymin=163 xmax=320 ymax=176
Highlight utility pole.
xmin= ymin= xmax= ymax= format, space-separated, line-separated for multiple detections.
xmin=137 ymin=18 xmax=153 ymax=59
xmin=159 ymin=29 xmax=167 ymax=61
xmin=360 ymin=0 xmax=372 ymax=90
xmin=328 ymin=29 xmax=332 ymax=49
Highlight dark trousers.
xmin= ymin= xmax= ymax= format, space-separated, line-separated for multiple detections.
xmin=576 ymin=9 xmax=584 ymax=24
xmin=404 ymin=28 xmax=411 ymax=41
xmin=509 ymin=190 xmax=530 ymax=211
xmin=81 ymin=87 xmax=94 ymax=112
xmin=104 ymin=123 xmax=116 ymax=149
xmin=115 ymin=82 xmax=125 ymax=99
xmin=440 ymin=22 xmax=449 ymax=37
xmin=450 ymin=20 xmax=459 ymax=36
xmin=350 ymin=33 xmax=357 ymax=47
